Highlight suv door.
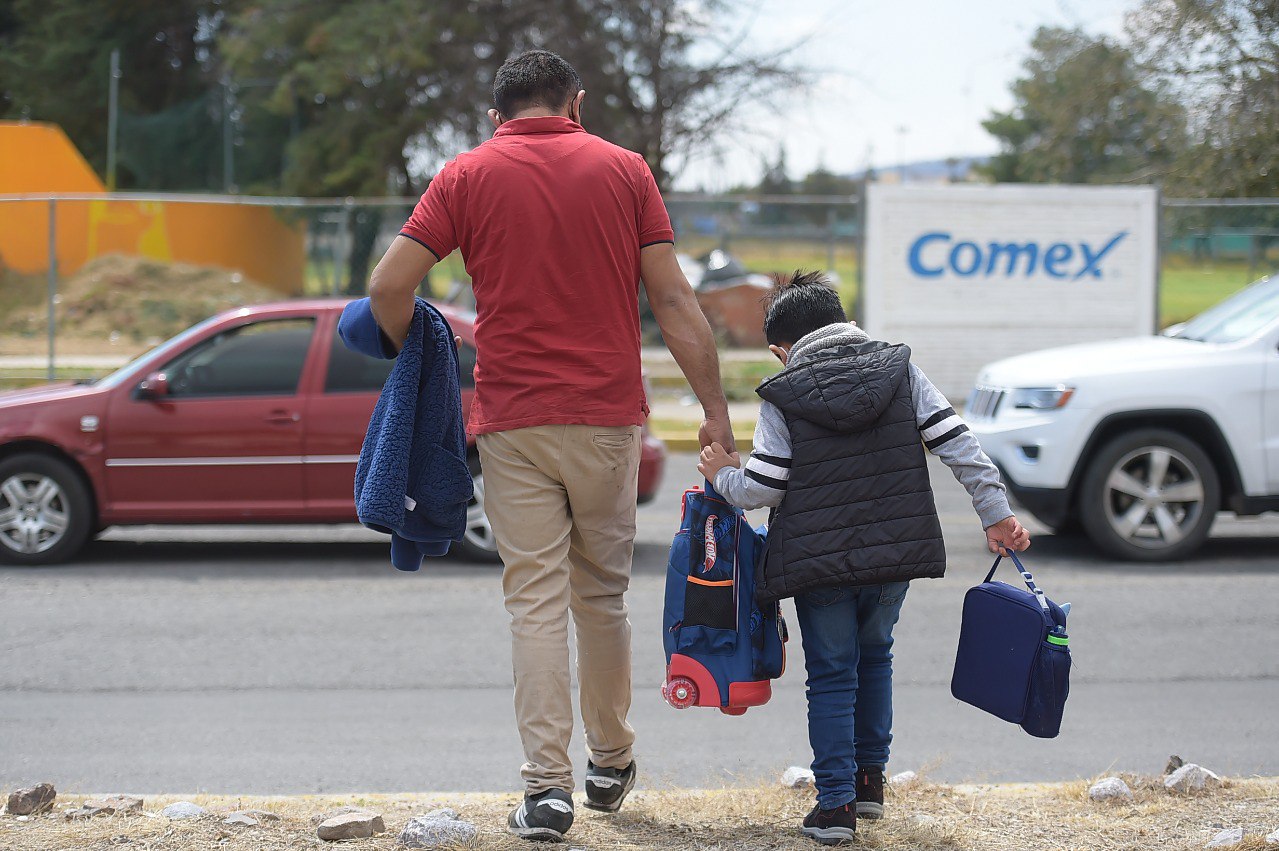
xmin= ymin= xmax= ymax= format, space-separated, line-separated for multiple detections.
xmin=1267 ymin=326 xmax=1279 ymax=493
xmin=103 ymin=317 xmax=317 ymax=521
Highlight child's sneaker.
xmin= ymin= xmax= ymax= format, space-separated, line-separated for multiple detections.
xmin=507 ymin=789 xmax=574 ymax=842
xmin=583 ymin=760 xmax=636 ymax=812
xmin=855 ymin=766 xmax=884 ymax=819
xmin=801 ymin=803 xmax=856 ymax=845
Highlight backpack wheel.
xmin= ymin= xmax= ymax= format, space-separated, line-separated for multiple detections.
xmin=663 ymin=676 xmax=698 ymax=709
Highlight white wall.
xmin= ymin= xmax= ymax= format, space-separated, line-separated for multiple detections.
xmin=862 ymin=184 xmax=1159 ymax=400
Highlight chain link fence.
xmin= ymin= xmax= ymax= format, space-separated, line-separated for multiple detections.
xmin=0 ymin=192 xmax=1276 ymax=384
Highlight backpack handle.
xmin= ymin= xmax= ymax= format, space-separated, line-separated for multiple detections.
xmin=986 ymin=551 xmax=1050 ymax=612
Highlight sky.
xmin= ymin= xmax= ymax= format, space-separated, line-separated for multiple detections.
xmin=672 ymin=0 xmax=1132 ymax=190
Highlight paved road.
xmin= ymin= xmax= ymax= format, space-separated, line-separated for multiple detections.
xmin=2 ymin=454 xmax=1277 ymax=795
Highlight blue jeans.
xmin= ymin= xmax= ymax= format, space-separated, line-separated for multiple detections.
xmin=794 ymin=582 xmax=909 ymax=810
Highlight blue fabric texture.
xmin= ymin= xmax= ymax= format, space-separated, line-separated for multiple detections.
xmin=338 ymin=296 xmax=473 ymax=571
xmin=794 ymin=581 xmax=908 ymax=810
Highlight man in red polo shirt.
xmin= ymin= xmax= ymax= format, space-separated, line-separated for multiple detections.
xmin=368 ymin=50 xmax=732 ymax=842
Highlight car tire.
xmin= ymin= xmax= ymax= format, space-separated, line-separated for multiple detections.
xmin=0 ymin=453 xmax=94 ymax=566
xmin=1078 ymin=429 xmax=1220 ymax=561
xmin=453 ymin=454 xmax=502 ymax=564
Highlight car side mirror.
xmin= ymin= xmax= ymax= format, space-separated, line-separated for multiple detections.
xmin=137 ymin=372 xmax=170 ymax=400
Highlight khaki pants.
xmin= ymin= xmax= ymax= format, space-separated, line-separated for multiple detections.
xmin=477 ymin=424 xmax=641 ymax=794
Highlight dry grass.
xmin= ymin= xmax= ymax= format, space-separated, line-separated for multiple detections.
xmin=3 ymin=774 xmax=1276 ymax=851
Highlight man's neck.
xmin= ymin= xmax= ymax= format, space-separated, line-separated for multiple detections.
xmin=507 ymin=108 xmax=572 ymax=120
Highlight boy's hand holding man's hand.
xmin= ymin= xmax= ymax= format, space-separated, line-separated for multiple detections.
xmin=986 ymin=515 xmax=1031 ymax=555
xmin=697 ymin=442 xmax=740 ymax=482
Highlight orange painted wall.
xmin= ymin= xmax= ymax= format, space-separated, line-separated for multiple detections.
xmin=0 ymin=121 xmax=305 ymax=293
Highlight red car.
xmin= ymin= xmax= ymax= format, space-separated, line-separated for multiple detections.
xmin=0 ymin=300 xmax=666 ymax=565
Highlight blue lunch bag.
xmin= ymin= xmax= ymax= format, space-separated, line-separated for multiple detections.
xmin=662 ymin=481 xmax=787 ymax=715
xmin=950 ymin=552 xmax=1071 ymax=738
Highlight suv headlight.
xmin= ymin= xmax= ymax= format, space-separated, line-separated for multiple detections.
xmin=1011 ymin=386 xmax=1074 ymax=410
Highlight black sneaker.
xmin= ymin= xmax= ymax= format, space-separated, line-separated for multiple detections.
xmin=584 ymin=760 xmax=637 ymax=813
xmin=855 ymin=765 xmax=885 ymax=819
xmin=801 ymin=803 xmax=856 ymax=846
xmin=507 ymin=789 xmax=574 ymax=842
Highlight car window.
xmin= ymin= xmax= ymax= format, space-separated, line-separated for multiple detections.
xmin=325 ymin=329 xmax=395 ymax=393
xmin=458 ymin=341 xmax=476 ymax=389
xmin=160 ymin=318 xmax=315 ymax=398
xmin=1174 ymin=276 xmax=1279 ymax=344
xmin=325 ymin=328 xmax=477 ymax=393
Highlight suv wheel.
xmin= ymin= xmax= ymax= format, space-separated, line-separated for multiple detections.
xmin=454 ymin=454 xmax=501 ymax=563
xmin=0 ymin=454 xmax=94 ymax=566
xmin=1078 ymin=429 xmax=1219 ymax=561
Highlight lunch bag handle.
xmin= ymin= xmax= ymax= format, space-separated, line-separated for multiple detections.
xmin=985 ymin=551 xmax=1050 ymax=613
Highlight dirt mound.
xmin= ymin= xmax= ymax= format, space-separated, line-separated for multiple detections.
xmin=0 ymin=255 xmax=280 ymax=346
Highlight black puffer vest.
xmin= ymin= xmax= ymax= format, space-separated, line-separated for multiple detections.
xmin=755 ymin=339 xmax=946 ymax=604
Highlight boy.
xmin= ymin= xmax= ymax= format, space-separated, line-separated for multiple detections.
xmin=698 ymin=271 xmax=1030 ymax=846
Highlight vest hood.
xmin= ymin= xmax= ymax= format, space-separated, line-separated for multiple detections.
xmin=758 ymin=329 xmax=911 ymax=434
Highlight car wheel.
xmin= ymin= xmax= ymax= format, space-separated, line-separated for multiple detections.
xmin=454 ymin=454 xmax=501 ymax=564
xmin=0 ymin=454 xmax=94 ymax=566
xmin=1078 ymin=429 xmax=1219 ymax=561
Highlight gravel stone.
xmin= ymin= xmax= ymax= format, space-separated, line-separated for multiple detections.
xmin=781 ymin=766 xmax=815 ymax=788
xmin=1264 ymin=827 xmax=1279 ymax=845
xmin=223 ymin=813 xmax=259 ymax=827
xmin=317 ymin=811 xmax=385 ymax=841
xmin=1088 ymin=777 xmax=1134 ymax=802
xmin=889 ymin=770 xmax=918 ymax=786
xmin=1165 ymin=764 xmax=1222 ymax=793
xmin=398 ymin=810 xmax=478 ymax=848
xmin=160 ymin=801 xmax=205 ymax=820
xmin=6 ymin=783 xmax=56 ymax=816
xmin=1206 ymin=828 xmax=1244 ymax=848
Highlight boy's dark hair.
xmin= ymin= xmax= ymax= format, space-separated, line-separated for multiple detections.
xmin=493 ymin=50 xmax=582 ymax=118
xmin=763 ymin=270 xmax=848 ymax=346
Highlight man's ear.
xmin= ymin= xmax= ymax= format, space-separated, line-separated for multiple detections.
xmin=769 ymin=344 xmax=789 ymax=366
xmin=570 ymin=90 xmax=585 ymax=123
xmin=487 ymin=108 xmax=503 ymax=130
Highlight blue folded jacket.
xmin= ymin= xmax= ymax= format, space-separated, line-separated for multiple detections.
xmin=338 ymin=297 xmax=473 ymax=571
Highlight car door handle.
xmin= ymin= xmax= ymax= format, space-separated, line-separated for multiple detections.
xmin=264 ymin=410 xmax=301 ymax=425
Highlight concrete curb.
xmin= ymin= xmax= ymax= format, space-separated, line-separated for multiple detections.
xmin=655 ymin=435 xmax=754 ymax=453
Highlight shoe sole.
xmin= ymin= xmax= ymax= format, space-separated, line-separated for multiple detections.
xmin=507 ymin=825 xmax=566 ymax=843
xmin=583 ymin=769 xmax=637 ymax=813
xmin=801 ymin=825 xmax=856 ymax=846
xmin=856 ymin=801 xmax=884 ymax=819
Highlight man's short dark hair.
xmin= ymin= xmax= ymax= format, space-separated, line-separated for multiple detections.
xmin=763 ymin=270 xmax=848 ymax=347
xmin=493 ymin=50 xmax=582 ymax=118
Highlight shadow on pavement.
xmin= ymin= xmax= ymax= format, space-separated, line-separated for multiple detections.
xmin=1018 ymin=531 xmax=1279 ymax=575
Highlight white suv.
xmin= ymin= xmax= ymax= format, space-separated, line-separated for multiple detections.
xmin=968 ymin=275 xmax=1279 ymax=561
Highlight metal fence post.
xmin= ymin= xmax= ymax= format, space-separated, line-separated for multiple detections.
xmin=47 ymin=199 xmax=57 ymax=382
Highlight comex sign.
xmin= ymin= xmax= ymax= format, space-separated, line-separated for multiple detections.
xmin=863 ymin=184 xmax=1158 ymax=399
xmin=907 ymin=231 xmax=1129 ymax=280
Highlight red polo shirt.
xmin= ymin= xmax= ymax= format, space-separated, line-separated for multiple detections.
xmin=400 ymin=116 xmax=674 ymax=435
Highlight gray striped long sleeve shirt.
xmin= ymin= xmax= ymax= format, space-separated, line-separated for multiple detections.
xmin=713 ymin=363 xmax=1013 ymax=529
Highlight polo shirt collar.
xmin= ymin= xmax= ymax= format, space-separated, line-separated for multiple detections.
xmin=493 ymin=116 xmax=584 ymax=137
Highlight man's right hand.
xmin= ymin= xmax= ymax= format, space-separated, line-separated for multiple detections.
xmin=699 ymin=414 xmax=736 ymax=456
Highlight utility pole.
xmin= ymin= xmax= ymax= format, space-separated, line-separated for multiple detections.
xmin=222 ymin=76 xmax=235 ymax=193
xmin=106 ymin=49 xmax=121 ymax=190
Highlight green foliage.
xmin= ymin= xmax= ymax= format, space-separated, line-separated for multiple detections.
xmin=979 ymin=26 xmax=1187 ymax=185
xmin=1126 ymin=0 xmax=1279 ymax=201
xmin=0 ymin=0 xmax=235 ymax=189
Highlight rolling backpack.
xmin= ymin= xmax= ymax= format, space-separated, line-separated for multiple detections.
xmin=662 ymin=481 xmax=787 ymax=715
xmin=950 ymin=552 xmax=1072 ymax=738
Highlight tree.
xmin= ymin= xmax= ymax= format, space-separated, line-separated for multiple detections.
xmin=0 ymin=0 xmax=237 ymax=188
xmin=1126 ymin=0 xmax=1279 ymax=199
xmin=979 ymin=26 xmax=1187 ymax=184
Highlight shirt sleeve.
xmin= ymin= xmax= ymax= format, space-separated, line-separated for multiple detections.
xmin=400 ymin=161 xmax=461 ymax=260
xmin=634 ymin=156 xmax=675 ymax=248
xmin=909 ymin=364 xmax=1013 ymax=528
xmin=712 ymin=401 xmax=791 ymax=510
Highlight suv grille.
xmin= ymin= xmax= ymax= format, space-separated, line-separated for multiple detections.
xmin=968 ymin=386 xmax=1006 ymax=419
